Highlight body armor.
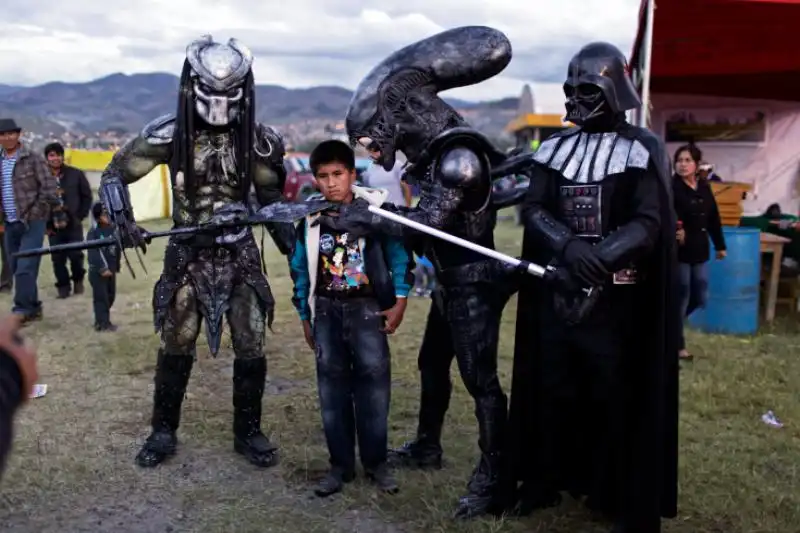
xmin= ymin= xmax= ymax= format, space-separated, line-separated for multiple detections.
xmin=328 ymin=26 xmax=514 ymax=520
xmin=501 ymin=41 xmax=678 ymax=533
xmin=98 ymin=35 xmax=289 ymax=472
xmin=534 ymin=131 xmax=651 ymax=242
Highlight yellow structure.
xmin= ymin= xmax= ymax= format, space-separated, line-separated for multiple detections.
xmin=506 ymin=113 xmax=571 ymax=151
xmin=506 ymin=113 xmax=570 ymax=132
xmin=65 ymin=149 xmax=172 ymax=222
xmin=710 ymin=181 xmax=753 ymax=227
xmin=505 ymin=84 xmax=570 ymax=152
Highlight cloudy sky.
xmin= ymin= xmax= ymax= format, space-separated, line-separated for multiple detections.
xmin=0 ymin=0 xmax=641 ymax=101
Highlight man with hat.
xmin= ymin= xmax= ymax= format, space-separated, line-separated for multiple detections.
xmin=0 ymin=118 xmax=58 ymax=323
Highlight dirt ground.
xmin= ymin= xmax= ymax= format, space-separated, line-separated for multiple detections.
xmin=1 ymin=216 xmax=799 ymax=533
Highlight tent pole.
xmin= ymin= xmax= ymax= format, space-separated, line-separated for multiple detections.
xmin=639 ymin=0 xmax=656 ymax=128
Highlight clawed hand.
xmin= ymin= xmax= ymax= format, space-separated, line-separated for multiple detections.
xmin=313 ymin=200 xmax=374 ymax=237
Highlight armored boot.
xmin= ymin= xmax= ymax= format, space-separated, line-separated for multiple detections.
xmin=232 ymin=357 xmax=278 ymax=468
xmin=389 ymin=377 xmax=451 ymax=470
xmin=135 ymin=351 xmax=194 ymax=468
xmin=453 ymin=395 xmax=507 ymax=519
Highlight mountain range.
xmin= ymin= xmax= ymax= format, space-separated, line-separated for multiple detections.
xmin=0 ymin=73 xmax=521 ymax=142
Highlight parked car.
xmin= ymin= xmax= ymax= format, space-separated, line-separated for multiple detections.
xmin=282 ymin=152 xmax=316 ymax=202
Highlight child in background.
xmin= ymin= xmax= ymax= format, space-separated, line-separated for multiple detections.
xmin=87 ymin=202 xmax=120 ymax=331
xmin=412 ymin=254 xmax=437 ymax=297
xmin=289 ymin=140 xmax=413 ymax=498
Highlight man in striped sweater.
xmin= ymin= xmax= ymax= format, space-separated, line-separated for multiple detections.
xmin=0 ymin=118 xmax=58 ymax=323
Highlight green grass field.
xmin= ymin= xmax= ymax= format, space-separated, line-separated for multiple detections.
xmin=0 ymin=215 xmax=798 ymax=533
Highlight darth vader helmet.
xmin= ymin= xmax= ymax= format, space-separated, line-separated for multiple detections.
xmin=185 ymin=36 xmax=254 ymax=126
xmin=563 ymin=42 xmax=641 ymax=126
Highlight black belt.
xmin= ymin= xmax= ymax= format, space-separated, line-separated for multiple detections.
xmin=436 ymin=259 xmax=500 ymax=286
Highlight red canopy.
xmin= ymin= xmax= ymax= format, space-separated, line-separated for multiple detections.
xmin=631 ymin=0 xmax=800 ymax=101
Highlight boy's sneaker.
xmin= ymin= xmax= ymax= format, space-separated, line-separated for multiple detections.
xmin=95 ymin=322 xmax=118 ymax=332
xmin=314 ymin=467 xmax=355 ymax=498
xmin=366 ymin=464 xmax=399 ymax=494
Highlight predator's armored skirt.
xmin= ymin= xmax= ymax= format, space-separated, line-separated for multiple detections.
xmin=135 ymin=233 xmax=279 ymax=469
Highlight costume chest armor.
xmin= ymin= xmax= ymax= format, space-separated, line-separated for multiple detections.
xmin=193 ymin=131 xmax=240 ymax=188
xmin=419 ymin=162 xmax=494 ymax=243
xmin=534 ymin=130 xmax=650 ymax=240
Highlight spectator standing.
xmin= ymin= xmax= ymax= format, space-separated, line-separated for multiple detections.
xmin=0 ymin=119 xmax=58 ymax=323
xmin=44 ymin=142 xmax=92 ymax=298
xmin=673 ymin=144 xmax=726 ymax=360
xmin=698 ymin=161 xmax=723 ymax=182
xmin=361 ymin=158 xmax=408 ymax=207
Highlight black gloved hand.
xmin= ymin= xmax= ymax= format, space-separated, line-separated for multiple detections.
xmin=561 ymin=239 xmax=608 ymax=287
xmin=543 ymin=265 xmax=583 ymax=294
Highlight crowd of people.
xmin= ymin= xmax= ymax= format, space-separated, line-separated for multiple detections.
xmin=1 ymin=25 xmax=793 ymax=533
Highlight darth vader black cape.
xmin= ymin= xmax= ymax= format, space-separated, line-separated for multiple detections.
xmin=498 ymin=125 xmax=680 ymax=526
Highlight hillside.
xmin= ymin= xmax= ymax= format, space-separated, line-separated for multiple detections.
xmin=0 ymin=73 xmax=520 ymax=142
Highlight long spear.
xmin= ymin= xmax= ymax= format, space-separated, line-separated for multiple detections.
xmin=14 ymin=200 xmax=332 ymax=278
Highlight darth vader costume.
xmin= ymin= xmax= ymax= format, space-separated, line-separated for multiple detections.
xmin=99 ymin=36 xmax=295 ymax=469
xmin=495 ymin=42 xmax=680 ymax=532
xmin=316 ymin=26 xmax=512 ymax=518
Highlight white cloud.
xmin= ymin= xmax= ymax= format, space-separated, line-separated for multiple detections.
xmin=0 ymin=0 xmax=641 ymax=101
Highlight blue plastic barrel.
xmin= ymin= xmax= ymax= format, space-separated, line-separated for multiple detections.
xmin=687 ymin=227 xmax=761 ymax=335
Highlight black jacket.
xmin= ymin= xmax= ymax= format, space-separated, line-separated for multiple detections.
xmin=87 ymin=225 xmax=120 ymax=273
xmin=53 ymin=165 xmax=92 ymax=229
xmin=672 ymin=175 xmax=726 ymax=264
xmin=0 ymin=350 xmax=23 ymax=479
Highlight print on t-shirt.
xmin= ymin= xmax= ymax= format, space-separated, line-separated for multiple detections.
xmin=318 ymin=228 xmax=370 ymax=294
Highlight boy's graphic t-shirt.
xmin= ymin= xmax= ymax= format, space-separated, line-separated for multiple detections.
xmin=316 ymin=223 xmax=372 ymax=298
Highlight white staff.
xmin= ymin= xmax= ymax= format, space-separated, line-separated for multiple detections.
xmin=367 ymin=205 xmax=547 ymax=277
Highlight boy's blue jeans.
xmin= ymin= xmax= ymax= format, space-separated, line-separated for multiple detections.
xmin=4 ymin=220 xmax=46 ymax=316
xmin=313 ymin=295 xmax=391 ymax=473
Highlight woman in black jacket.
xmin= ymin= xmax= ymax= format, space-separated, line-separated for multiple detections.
xmin=672 ymin=144 xmax=727 ymax=360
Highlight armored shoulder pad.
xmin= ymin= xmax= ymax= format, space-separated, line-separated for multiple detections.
xmin=438 ymin=146 xmax=486 ymax=188
xmin=141 ymin=114 xmax=176 ymax=146
xmin=532 ymin=128 xmax=581 ymax=165
xmin=254 ymin=123 xmax=286 ymax=161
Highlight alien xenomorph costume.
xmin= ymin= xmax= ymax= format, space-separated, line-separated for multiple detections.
xmin=496 ymin=42 xmax=680 ymax=533
xmin=317 ymin=26 xmax=512 ymax=518
xmin=99 ymin=36 xmax=295 ymax=469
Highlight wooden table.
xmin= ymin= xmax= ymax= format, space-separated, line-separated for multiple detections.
xmin=761 ymin=232 xmax=791 ymax=322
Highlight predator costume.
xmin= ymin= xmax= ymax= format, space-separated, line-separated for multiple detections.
xmin=99 ymin=36 xmax=295 ymax=469
xmin=316 ymin=26 xmax=512 ymax=518
xmin=495 ymin=43 xmax=680 ymax=533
